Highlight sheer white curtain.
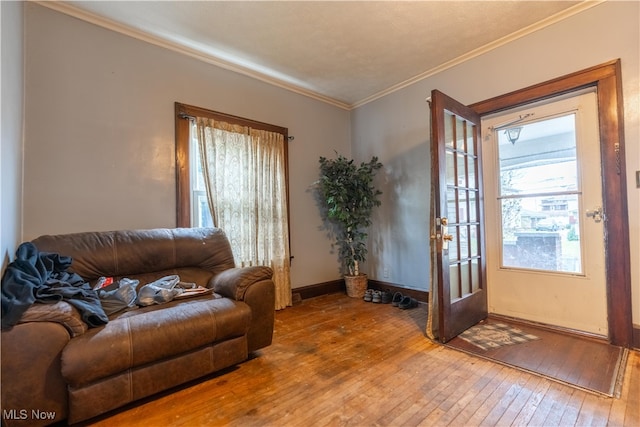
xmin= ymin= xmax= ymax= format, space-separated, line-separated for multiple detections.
xmin=196 ymin=118 xmax=292 ymax=310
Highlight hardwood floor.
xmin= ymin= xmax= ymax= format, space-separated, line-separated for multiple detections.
xmin=86 ymin=293 xmax=639 ymax=426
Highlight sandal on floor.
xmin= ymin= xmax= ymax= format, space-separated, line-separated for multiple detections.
xmin=399 ymin=296 xmax=418 ymax=309
xmin=392 ymin=292 xmax=403 ymax=307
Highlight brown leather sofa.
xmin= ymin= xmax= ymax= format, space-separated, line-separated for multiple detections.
xmin=1 ymin=227 xmax=275 ymax=426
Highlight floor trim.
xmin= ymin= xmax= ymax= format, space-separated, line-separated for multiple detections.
xmin=292 ymin=280 xmax=344 ymax=301
xmin=291 ymin=279 xmax=429 ymax=303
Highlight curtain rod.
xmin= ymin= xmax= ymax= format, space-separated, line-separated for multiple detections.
xmin=179 ymin=112 xmax=294 ymax=141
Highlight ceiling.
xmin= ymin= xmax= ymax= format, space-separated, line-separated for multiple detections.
xmin=43 ymin=1 xmax=598 ymax=109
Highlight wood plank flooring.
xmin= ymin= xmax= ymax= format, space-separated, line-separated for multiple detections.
xmin=86 ymin=293 xmax=640 ymax=426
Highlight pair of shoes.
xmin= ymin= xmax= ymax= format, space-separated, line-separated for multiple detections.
xmin=372 ymin=290 xmax=382 ymax=303
xmin=392 ymin=292 xmax=404 ymax=307
xmin=365 ymin=289 xmax=390 ymax=304
xmin=364 ymin=289 xmax=383 ymax=303
xmin=399 ymin=296 xmax=419 ymax=309
xmin=380 ymin=289 xmax=393 ymax=304
xmin=363 ymin=289 xmax=374 ymax=302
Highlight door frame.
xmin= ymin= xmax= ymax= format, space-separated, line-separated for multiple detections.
xmin=469 ymin=59 xmax=632 ymax=347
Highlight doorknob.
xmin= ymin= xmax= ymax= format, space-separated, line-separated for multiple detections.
xmin=435 ymin=217 xmax=452 ymax=249
xmin=586 ymin=206 xmax=603 ymax=223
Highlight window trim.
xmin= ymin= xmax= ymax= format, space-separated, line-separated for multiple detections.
xmin=174 ymin=102 xmax=290 ymax=228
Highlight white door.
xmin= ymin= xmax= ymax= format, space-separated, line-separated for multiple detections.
xmin=482 ymin=91 xmax=607 ymax=336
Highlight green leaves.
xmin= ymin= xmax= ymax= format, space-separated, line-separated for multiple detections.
xmin=317 ymin=153 xmax=383 ymax=275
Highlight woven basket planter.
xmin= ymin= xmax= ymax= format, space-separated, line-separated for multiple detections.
xmin=344 ymin=274 xmax=368 ymax=298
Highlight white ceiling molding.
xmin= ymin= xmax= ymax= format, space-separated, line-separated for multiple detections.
xmin=34 ymin=1 xmax=603 ymax=111
xmin=351 ymin=1 xmax=605 ymax=109
xmin=34 ymin=0 xmax=352 ymax=110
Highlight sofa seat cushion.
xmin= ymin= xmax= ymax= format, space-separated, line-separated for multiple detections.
xmin=61 ymin=296 xmax=250 ymax=387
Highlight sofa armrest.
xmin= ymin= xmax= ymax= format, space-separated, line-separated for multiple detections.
xmin=212 ymin=266 xmax=275 ymax=352
xmin=243 ymin=279 xmax=275 ymax=352
xmin=212 ymin=266 xmax=273 ymax=300
xmin=18 ymin=301 xmax=88 ymax=337
xmin=1 ymin=322 xmax=70 ymax=426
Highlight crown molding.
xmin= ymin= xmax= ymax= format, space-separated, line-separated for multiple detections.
xmin=351 ymin=0 xmax=606 ymax=109
xmin=33 ymin=0 xmax=352 ymax=110
xmin=35 ymin=0 xmax=604 ymax=112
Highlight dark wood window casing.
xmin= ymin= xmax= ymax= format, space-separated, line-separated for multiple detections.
xmin=174 ymin=102 xmax=290 ymax=228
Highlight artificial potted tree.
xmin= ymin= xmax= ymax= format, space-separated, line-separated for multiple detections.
xmin=316 ymin=153 xmax=383 ymax=298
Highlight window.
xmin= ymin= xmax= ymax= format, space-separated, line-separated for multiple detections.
xmin=174 ymin=103 xmax=292 ymax=310
xmin=174 ymin=103 xmax=290 ymax=229
xmin=489 ymin=110 xmax=583 ymax=274
xmin=189 ymin=120 xmax=214 ymax=228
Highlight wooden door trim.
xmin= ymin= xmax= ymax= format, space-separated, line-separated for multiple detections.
xmin=469 ymin=59 xmax=632 ymax=347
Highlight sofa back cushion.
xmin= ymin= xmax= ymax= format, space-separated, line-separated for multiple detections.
xmin=31 ymin=228 xmax=236 ymax=281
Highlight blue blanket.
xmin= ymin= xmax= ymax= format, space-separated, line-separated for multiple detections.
xmin=1 ymin=242 xmax=108 ymax=329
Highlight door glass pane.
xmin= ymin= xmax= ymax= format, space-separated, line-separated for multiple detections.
xmin=459 ymin=190 xmax=468 ymax=223
xmin=450 ymin=264 xmax=460 ymax=299
xmin=446 ymin=151 xmax=455 ymax=185
xmin=447 ymin=188 xmax=457 ymax=223
xmin=457 ymin=154 xmax=467 ymax=187
xmin=456 ymin=118 xmax=465 ymax=151
xmin=469 ymin=191 xmax=477 ymax=222
xmin=467 ymin=155 xmax=476 ymax=189
xmin=445 ymin=113 xmax=455 ymax=149
xmin=497 ymin=114 xmax=582 ymax=274
xmin=450 ymin=226 xmax=460 ymax=262
xmin=470 ymin=224 xmax=479 ymax=257
xmin=466 ymin=121 xmax=475 ymax=156
xmin=460 ymin=261 xmax=470 ymax=295
xmin=471 ymin=259 xmax=480 ymax=293
xmin=459 ymin=225 xmax=469 ymax=258
xmin=499 ymin=115 xmax=578 ymax=196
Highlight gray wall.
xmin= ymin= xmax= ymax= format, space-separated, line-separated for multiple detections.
xmin=351 ymin=1 xmax=640 ymax=323
xmin=1 ymin=1 xmax=25 ymax=269
xmin=23 ymin=3 xmax=351 ymax=289
xmin=351 ymin=87 xmax=431 ymax=290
